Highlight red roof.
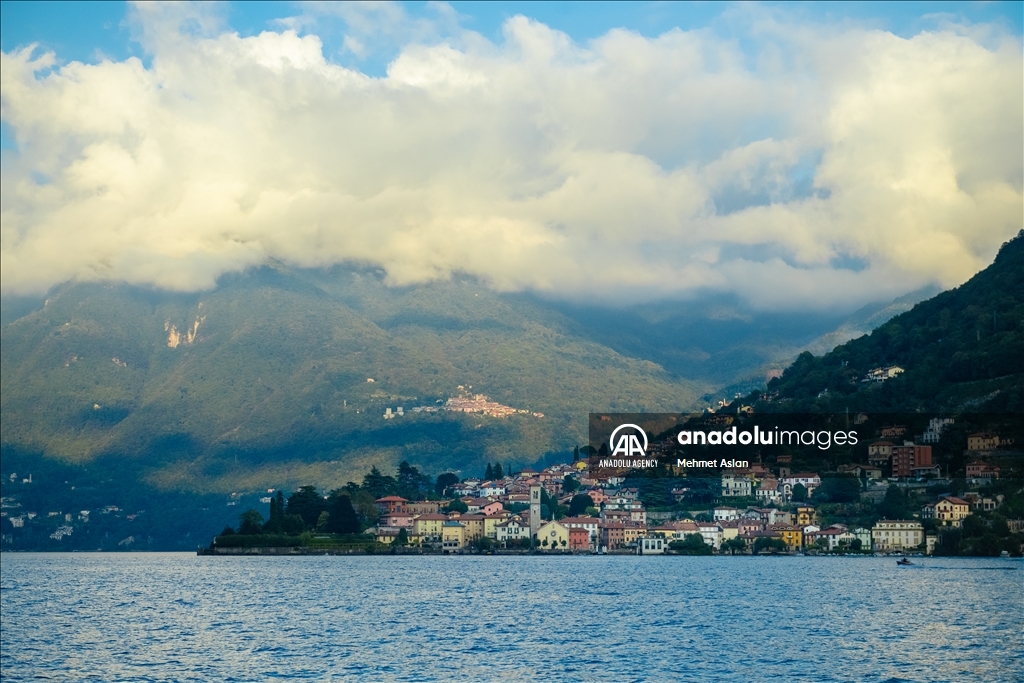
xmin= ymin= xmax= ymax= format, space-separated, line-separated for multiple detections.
xmin=375 ymin=496 xmax=408 ymax=502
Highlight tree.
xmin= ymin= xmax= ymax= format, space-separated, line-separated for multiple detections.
xmin=282 ymin=514 xmax=305 ymax=534
xmin=813 ymin=475 xmax=861 ymax=503
xmin=485 ymin=463 xmax=494 ymax=480
xmin=493 ymin=463 xmax=504 ymax=479
xmin=563 ymin=475 xmax=580 ymax=494
xmin=326 ymin=491 xmax=360 ymax=534
xmin=264 ymin=490 xmax=285 ymax=532
xmin=436 ymin=472 xmax=460 ymax=496
xmin=753 ymin=536 xmax=787 ymax=554
xmin=447 ymin=499 xmax=468 ymax=514
xmin=395 ymin=528 xmax=409 ymax=546
xmin=316 ymin=511 xmax=330 ymax=532
xmin=791 ymin=483 xmax=808 ymax=502
xmin=350 ymin=489 xmax=379 ymax=524
xmin=669 ymin=534 xmax=712 ymax=555
xmin=721 ymin=537 xmax=746 ymax=554
xmin=287 ymin=486 xmax=327 ymax=530
xmin=878 ymin=485 xmax=911 ymax=520
xmin=540 ymin=489 xmax=557 ymax=520
xmin=219 ymin=525 xmax=235 ymax=537
xmin=584 ymin=506 xmax=600 ymax=517
xmin=362 ymin=466 xmax=397 ymax=498
xmin=238 ymin=509 xmax=264 ymax=535
xmin=851 ymin=538 xmax=863 ymax=551
xmin=397 ymin=461 xmax=429 ymax=500
xmin=568 ymin=494 xmax=593 ymax=517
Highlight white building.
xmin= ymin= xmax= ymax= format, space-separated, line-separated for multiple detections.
xmin=698 ymin=522 xmax=722 ymax=549
xmin=721 ymin=473 xmax=753 ymax=497
xmin=872 ymin=520 xmax=924 ymax=551
xmin=713 ymin=506 xmax=741 ymax=522
xmin=638 ymin=536 xmax=665 ymax=555
xmin=495 ymin=518 xmax=529 ymax=545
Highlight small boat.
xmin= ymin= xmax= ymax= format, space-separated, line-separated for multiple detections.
xmin=896 ymin=558 xmax=914 ymax=566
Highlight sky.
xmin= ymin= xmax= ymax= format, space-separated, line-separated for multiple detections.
xmin=1 ymin=1 xmax=1022 ymax=310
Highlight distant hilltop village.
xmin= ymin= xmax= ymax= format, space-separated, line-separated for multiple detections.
xmin=382 ymin=386 xmax=543 ymax=420
xmin=187 ymin=416 xmax=1023 ymax=558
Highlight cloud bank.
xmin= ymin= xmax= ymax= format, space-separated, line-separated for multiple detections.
xmin=1 ymin=3 xmax=1021 ymax=309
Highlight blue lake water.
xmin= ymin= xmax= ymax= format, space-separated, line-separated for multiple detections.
xmin=1 ymin=553 xmax=1021 ymax=682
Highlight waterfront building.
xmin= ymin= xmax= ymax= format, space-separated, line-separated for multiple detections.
xmin=560 ymin=516 xmax=600 ymax=546
xmin=495 ymin=518 xmax=529 ymax=545
xmin=442 ymin=521 xmax=466 ymax=553
xmin=770 ymin=524 xmax=803 ymax=550
xmin=638 ymin=536 xmax=665 ymax=555
xmin=413 ymin=513 xmax=448 ymax=543
xmin=871 ymin=520 xmax=924 ymax=551
xmin=569 ymin=527 xmax=590 ymax=551
xmin=536 ymin=520 xmax=569 ymax=550
xmin=600 ymin=522 xmax=626 ymax=550
xmin=698 ymin=522 xmax=722 ymax=549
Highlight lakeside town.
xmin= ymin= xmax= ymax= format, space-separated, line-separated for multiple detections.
xmin=5 ymin=415 xmax=1021 ymax=556
xmin=198 ymin=416 xmax=1023 ymax=557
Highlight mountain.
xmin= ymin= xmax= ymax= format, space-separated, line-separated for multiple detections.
xmin=2 ymin=266 xmax=712 ymax=493
xmin=766 ymin=230 xmax=1024 ymax=412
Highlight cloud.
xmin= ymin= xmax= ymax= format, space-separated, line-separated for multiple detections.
xmin=1 ymin=3 xmax=1021 ymax=309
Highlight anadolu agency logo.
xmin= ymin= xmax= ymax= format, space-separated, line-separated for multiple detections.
xmin=601 ymin=424 xmax=658 ymax=469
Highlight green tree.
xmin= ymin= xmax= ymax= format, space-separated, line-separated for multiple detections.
xmin=669 ymin=533 xmax=712 ymax=555
xmin=397 ymin=461 xmax=428 ymax=500
xmin=350 ymin=489 xmax=379 ymax=524
xmin=326 ymin=491 xmax=361 ymax=534
xmin=753 ymin=536 xmax=787 ymax=554
xmin=961 ymin=514 xmax=987 ymax=538
xmin=238 ymin=509 xmax=264 ymax=535
xmin=493 ymin=463 xmax=504 ymax=479
xmin=878 ymin=485 xmax=911 ymax=520
xmin=435 ymin=472 xmax=460 ymax=496
xmin=585 ymin=506 xmax=600 ymax=517
xmin=316 ymin=511 xmax=330 ymax=532
xmin=447 ymin=499 xmax=468 ymax=514
xmin=813 ymin=475 xmax=861 ymax=503
xmin=362 ymin=466 xmax=397 ymax=498
xmin=395 ymin=528 xmax=409 ymax=546
xmin=791 ymin=483 xmax=808 ymax=503
xmin=485 ymin=463 xmax=494 ymax=480
xmin=282 ymin=514 xmax=305 ymax=534
xmin=287 ymin=485 xmax=327 ymax=530
xmin=568 ymin=493 xmax=593 ymax=517
xmin=721 ymin=537 xmax=746 ymax=554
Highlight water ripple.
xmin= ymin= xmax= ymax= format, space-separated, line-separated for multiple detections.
xmin=0 ymin=553 xmax=1021 ymax=682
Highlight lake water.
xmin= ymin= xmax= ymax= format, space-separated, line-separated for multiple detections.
xmin=1 ymin=553 xmax=1021 ymax=682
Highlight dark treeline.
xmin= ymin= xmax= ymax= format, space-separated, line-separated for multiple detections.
xmin=225 ymin=460 xmax=462 ymax=537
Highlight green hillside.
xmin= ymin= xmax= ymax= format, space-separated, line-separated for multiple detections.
xmin=1 ymin=267 xmax=707 ymax=492
xmin=766 ymin=230 xmax=1024 ymax=412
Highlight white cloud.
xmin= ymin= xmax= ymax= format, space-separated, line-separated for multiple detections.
xmin=1 ymin=3 xmax=1020 ymax=309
